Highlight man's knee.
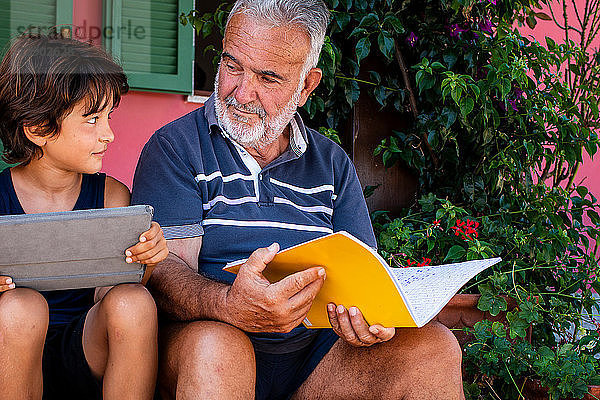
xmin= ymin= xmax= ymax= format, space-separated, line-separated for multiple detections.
xmin=0 ymin=288 xmax=48 ymax=337
xmin=176 ymin=321 xmax=255 ymax=367
xmin=101 ymin=283 xmax=157 ymax=331
xmin=418 ymin=321 xmax=462 ymax=364
xmin=394 ymin=321 xmax=461 ymax=363
xmin=160 ymin=321 xmax=255 ymax=399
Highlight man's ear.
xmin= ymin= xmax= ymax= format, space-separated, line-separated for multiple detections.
xmin=298 ymin=67 xmax=323 ymax=108
xmin=23 ymin=125 xmax=47 ymax=147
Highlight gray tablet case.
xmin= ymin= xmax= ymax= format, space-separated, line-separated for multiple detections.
xmin=0 ymin=205 xmax=153 ymax=291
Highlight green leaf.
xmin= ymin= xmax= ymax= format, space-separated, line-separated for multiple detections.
xmin=369 ymin=71 xmax=381 ymax=85
xmin=358 ymin=13 xmax=379 ymax=28
xmin=576 ymin=186 xmax=589 ymax=198
xmin=363 ymin=184 xmax=380 ymax=198
xmin=519 ymin=305 xmax=542 ymax=324
xmin=383 ymin=15 xmax=404 ymax=34
xmin=470 ymin=83 xmax=480 ymax=100
xmin=377 ymin=31 xmax=395 ymax=60
xmin=440 ymin=107 xmax=457 ymax=128
xmin=373 ymin=85 xmax=388 ymax=106
xmin=507 ymin=311 xmax=529 ymax=338
xmin=382 ymin=150 xmax=394 ymax=166
xmin=524 ymin=141 xmax=535 ymax=157
xmin=491 ymin=321 xmax=506 ymax=337
xmin=355 ymin=37 xmax=371 ymax=64
xmin=460 ymin=97 xmax=474 ymax=116
xmin=444 ymin=245 xmax=466 ymax=261
xmin=355 ymin=0 xmax=368 ymax=11
xmin=427 ymin=239 xmax=436 ymax=253
xmin=587 ymin=210 xmax=600 ymax=226
xmin=335 ymin=12 xmax=351 ymax=30
xmin=201 ymin=21 xmax=214 ymax=38
xmin=451 ymin=86 xmax=463 ymax=105
xmin=419 ymin=76 xmax=435 ymax=93
xmin=443 ymin=53 xmax=458 ymax=69
xmin=500 ymin=79 xmax=512 ymax=99
xmin=463 ymin=382 xmax=481 ymax=398
xmin=535 ymin=12 xmax=552 ymax=21
xmin=478 ymin=293 xmax=508 ymax=316
xmin=349 ymin=27 xmax=368 ymax=38
xmin=345 ymin=80 xmax=360 ymax=106
xmin=379 ymin=230 xmax=398 ymax=250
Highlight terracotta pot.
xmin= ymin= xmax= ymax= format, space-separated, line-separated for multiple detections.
xmin=434 ymin=293 xmax=519 ymax=346
xmin=523 ymin=379 xmax=600 ymax=400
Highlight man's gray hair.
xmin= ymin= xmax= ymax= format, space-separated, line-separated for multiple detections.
xmin=226 ymin=0 xmax=330 ymax=70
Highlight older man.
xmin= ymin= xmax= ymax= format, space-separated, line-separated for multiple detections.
xmin=131 ymin=0 xmax=463 ymax=399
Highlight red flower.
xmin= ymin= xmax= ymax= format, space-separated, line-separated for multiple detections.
xmin=451 ymin=219 xmax=480 ymax=241
xmin=417 ymin=257 xmax=432 ymax=267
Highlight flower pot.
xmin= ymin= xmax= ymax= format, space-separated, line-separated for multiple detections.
xmin=523 ymin=379 xmax=600 ymax=400
xmin=434 ymin=293 xmax=519 ymax=346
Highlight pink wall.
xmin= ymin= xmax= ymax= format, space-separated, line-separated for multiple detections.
xmin=519 ymin=3 xmax=600 ymax=197
xmin=101 ymin=93 xmax=199 ymax=187
xmin=73 ymin=0 xmax=200 ymax=189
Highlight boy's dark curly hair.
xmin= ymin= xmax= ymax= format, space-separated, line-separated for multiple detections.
xmin=0 ymin=33 xmax=129 ymax=165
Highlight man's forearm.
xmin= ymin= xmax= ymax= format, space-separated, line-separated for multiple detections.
xmin=147 ymin=253 xmax=231 ymax=322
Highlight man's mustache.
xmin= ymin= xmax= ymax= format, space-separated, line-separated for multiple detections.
xmin=224 ymin=96 xmax=267 ymax=118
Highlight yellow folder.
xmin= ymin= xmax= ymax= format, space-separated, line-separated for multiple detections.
xmin=223 ymin=231 xmax=501 ymax=328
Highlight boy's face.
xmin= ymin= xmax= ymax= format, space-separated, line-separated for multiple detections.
xmin=40 ymin=98 xmax=115 ymax=174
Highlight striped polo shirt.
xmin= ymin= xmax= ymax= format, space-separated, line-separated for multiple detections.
xmin=131 ymin=94 xmax=376 ymax=353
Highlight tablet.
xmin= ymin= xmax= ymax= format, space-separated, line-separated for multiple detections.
xmin=0 ymin=205 xmax=153 ymax=291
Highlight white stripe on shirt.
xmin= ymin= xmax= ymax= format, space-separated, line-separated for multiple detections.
xmin=270 ymin=178 xmax=334 ymax=195
xmin=202 ymin=218 xmax=333 ymax=234
xmin=273 ymin=197 xmax=333 ymax=215
xmin=203 ymin=196 xmax=258 ymax=210
xmin=195 ymin=171 xmax=254 ymax=183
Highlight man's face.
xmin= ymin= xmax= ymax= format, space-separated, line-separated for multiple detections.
xmin=214 ymin=13 xmax=321 ymax=149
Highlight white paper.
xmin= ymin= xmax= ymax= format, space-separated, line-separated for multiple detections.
xmin=388 ymin=258 xmax=502 ymax=326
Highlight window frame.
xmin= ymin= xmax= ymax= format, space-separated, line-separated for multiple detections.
xmin=103 ymin=0 xmax=194 ymax=94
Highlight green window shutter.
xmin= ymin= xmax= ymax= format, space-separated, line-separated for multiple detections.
xmin=104 ymin=0 xmax=194 ymax=94
xmin=0 ymin=0 xmax=73 ymax=55
xmin=0 ymin=0 xmax=73 ymax=172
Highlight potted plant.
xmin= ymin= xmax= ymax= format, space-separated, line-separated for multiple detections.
xmin=183 ymin=0 xmax=600 ymax=397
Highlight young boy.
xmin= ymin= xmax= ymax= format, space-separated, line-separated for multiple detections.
xmin=0 ymin=34 xmax=167 ymax=399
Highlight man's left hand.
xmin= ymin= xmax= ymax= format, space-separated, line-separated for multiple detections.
xmin=327 ymin=303 xmax=395 ymax=347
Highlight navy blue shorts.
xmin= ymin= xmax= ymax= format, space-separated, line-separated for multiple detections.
xmin=42 ymin=312 xmax=102 ymax=400
xmin=255 ymin=329 xmax=339 ymax=400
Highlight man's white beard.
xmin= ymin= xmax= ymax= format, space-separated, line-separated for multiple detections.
xmin=214 ymin=69 xmax=303 ymax=150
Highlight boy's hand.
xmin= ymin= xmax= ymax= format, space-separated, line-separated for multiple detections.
xmin=0 ymin=276 xmax=15 ymax=293
xmin=125 ymin=221 xmax=168 ymax=268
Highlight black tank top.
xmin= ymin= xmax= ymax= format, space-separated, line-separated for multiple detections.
xmin=0 ymin=168 xmax=106 ymax=326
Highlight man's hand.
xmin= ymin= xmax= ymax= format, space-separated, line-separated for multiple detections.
xmin=328 ymin=303 xmax=395 ymax=347
xmin=224 ymin=243 xmax=326 ymax=333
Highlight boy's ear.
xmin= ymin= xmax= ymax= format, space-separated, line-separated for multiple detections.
xmin=23 ymin=126 xmax=48 ymax=147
